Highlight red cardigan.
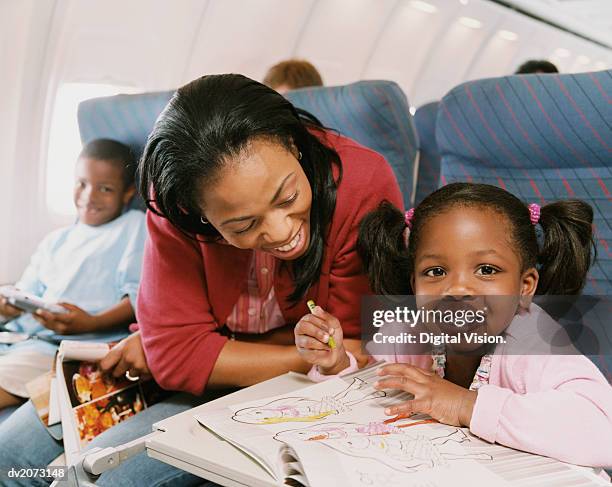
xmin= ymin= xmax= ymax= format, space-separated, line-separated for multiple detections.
xmin=137 ymin=131 xmax=403 ymax=394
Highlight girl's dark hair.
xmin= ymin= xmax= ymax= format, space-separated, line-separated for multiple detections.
xmin=358 ymin=183 xmax=596 ymax=296
xmin=80 ymin=138 xmax=136 ymax=187
xmin=138 ymin=74 xmax=341 ymax=302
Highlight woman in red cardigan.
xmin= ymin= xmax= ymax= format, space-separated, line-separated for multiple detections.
xmin=0 ymin=74 xmax=403 ymax=486
xmin=135 ymin=74 xmax=403 ymax=395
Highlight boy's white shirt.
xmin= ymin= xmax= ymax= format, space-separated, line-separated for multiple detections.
xmin=8 ymin=209 xmax=147 ymax=340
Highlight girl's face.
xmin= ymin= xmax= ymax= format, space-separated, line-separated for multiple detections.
xmin=200 ymin=139 xmax=312 ymax=260
xmin=412 ymin=206 xmax=538 ymax=340
xmin=74 ymin=157 xmax=135 ymax=226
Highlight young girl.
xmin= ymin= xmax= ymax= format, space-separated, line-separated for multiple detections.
xmin=295 ymin=182 xmax=612 ymax=470
xmin=0 ymin=139 xmax=147 ymax=409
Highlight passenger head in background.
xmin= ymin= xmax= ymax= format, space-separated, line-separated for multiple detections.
xmin=75 ymin=139 xmax=136 ymax=226
xmin=263 ymin=59 xmax=323 ymax=94
xmin=515 ymin=59 xmax=559 ymax=74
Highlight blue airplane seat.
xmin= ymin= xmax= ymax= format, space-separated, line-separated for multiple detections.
xmin=413 ymin=101 xmax=441 ymax=204
xmin=436 ymin=70 xmax=612 ymax=380
xmin=287 ymin=80 xmax=418 ymax=209
xmin=78 ymin=90 xmax=174 ymax=160
xmin=0 ymin=405 xmax=18 ymax=426
xmin=78 ymin=80 xmax=418 ymax=211
xmin=436 ymin=70 xmax=611 ymax=296
xmin=78 ymin=90 xmax=175 ymax=210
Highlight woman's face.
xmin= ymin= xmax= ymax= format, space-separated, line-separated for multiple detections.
xmin=200 ymin=138 xmax=312 ymax=260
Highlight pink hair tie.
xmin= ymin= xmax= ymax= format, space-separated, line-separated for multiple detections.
xmin=404 ymin=208 xmax=415 ymax=228
xmin=528 ymin=203 xmax=541 ymax=225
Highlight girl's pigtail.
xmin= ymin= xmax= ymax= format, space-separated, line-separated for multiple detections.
xmin=537 ymin=200 xmax=596 ymax=295
xmin=357 ymin=201 xmax=411 ymax=295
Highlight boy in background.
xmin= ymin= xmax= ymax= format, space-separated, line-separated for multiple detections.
xmin=0 ymin=139 xmax=147 ymax=409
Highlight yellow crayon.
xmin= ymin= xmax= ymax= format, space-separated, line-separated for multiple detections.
xmin=306 ymin=300 xmax=336 ymax=349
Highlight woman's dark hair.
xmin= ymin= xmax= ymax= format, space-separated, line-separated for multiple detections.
xmin=80 ymin=138 xmax=136 ymax=187
xmin=358 ymin=183 xmax=595 ymax=296
xmin=138 ymin=74 xmax=341 ymax=302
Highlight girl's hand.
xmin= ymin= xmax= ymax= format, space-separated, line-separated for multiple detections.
xmin=34 ymin=303 xmax=97 ymax=335
xmin=294 ymin=306 xmax=350 ymax=374
xmin=374 ymin=363 xmax=477 ymax=427
xmin=0 ymin=296 xmax=22 ymax=319
xmin=99 ymin=331 xmax=151 ymax=381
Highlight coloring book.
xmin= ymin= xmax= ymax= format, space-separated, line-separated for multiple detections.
xmin=195 ymin=366 xmax=511 ymax=486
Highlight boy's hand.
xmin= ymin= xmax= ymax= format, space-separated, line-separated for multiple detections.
xmin=33 ymin=303 xmax=97 ymax=334
xmin=99 ymin=331 xmax=151 ymax=381
xmin=374 ymin=363 xmax=477 ymax=427
xmin=294 ymin=306 xmax=350 ymax=375
xmin=0 ymin=296 xmax=22 ymax=319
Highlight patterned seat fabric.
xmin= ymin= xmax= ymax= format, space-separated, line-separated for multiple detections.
xmin=436 ymin=70 xmax=612 ymax=296
xmin=79 ymin=81 xmax=418 ymax=209
xmin=78 ymin=91 xmax=174 ymax=210
xmin=436 ymin=70 xmax=612 ymax=380
xmin=413 ymin=101 xmax=441 ymax=204
xmin=287 ymin=80 xmax=418 ymax=209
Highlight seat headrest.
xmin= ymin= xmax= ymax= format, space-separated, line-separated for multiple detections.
xmin=78 ymin=80 xmax=418 ymax=207
xmin=78 ymin=90 xmax=175 ymax=159
xmin=436 ymin=69 xmax=612 ymax=295
xmin=287 ymin=80 xmax=418 ymax=207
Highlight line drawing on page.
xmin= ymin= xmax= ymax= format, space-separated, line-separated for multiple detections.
xmin=231 ymin=378 xmax=386 ymax=425
xmin=275 ymin=422 xmax=493 ymax=473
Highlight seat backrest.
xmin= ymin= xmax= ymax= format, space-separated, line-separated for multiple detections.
xmin=435 ymin=70 xmax=612 ymax=381
xmin=413 ymin=101 xmax=441 ymax=204
xmin=287 ymin=80 xmax=418 ymax=208
xmin=78 ymin=90 xmax=175 ymax=160
xmin=78 ymin=91 xmax=175 ymax=210
xmin=436 ymin=70 xmax=612 ymax=296
xmin=79 ymin=80 xmax=418 ymax=209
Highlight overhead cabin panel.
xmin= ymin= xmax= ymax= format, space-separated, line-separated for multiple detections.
xmin=294 ymin=0 xmax=398 ymax=85
xmin=363 ymin=0 xmax=461 ymax=100
xmin=59 ymin=0 xmax=205 ymax=90
xmin=185 ymin=0 xmax=316 ymax=83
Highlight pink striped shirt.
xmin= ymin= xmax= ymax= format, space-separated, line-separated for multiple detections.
xmin=225 ymin=250 xmax=286 ymax=333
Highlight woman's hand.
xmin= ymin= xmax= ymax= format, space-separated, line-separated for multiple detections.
xmin=374 ymin=363 xmax=477 ymax=427
xmin=99 ymin=331 xmax=151 ymax=381
xmin=294 ymin=306 xmax=350 ymax=375
xmin=0 ymin=296 xmax=22 ymax=319
xmin=33 ymin=303 xmax=97 ymax=334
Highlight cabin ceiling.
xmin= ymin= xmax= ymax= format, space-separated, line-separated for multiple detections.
xmin=36 ymin=0 xmax=610 ymax=108
xmin=502 ymin=0 xmax=612 ymax=48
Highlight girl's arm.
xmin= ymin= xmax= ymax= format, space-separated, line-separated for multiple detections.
xmin=470 ymin=354 xmax=612 ymax=467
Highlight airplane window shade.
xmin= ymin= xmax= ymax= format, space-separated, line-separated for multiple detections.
xmin=45 ymin=83 xmax=141 ymax=216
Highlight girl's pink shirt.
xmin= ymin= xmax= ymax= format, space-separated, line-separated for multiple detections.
xmin=371 ymin=304 xmax=612 ymax=470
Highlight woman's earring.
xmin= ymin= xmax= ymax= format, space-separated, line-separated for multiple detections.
xmin=200 ymin=216 xmax=209 ymax=225
xmin=298 ymin=151 xmax=303 ymax=160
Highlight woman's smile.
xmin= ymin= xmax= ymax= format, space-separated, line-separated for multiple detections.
xmin=201 ymin=138 xmax=313 ymax=260
xmin=264 ymin=223 xmax=309 ymax=259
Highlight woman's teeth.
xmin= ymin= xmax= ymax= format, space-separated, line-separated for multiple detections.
xmin=275 ymin=230 xmax=301 ymax=252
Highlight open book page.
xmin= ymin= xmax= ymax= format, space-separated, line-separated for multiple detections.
xmin=197 ymin=364 xmax=607 ymax=486
xmin=27 ymin=342 xmax=110 ymax=428
xmin=56 ymin=340 xmax=169 ymax=464
xmin=196 ymin=374 xmax=506 ymax=485
xmin=279 ymin=434 xmax=510 ymax=487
